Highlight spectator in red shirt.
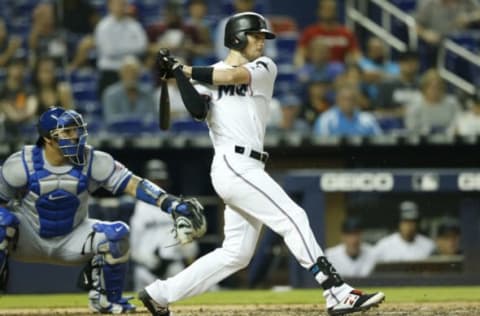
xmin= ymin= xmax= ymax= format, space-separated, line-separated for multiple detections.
xmin=295 ymin=0 xmax=360 ymax=67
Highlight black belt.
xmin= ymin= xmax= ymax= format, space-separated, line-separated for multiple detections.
xmin=234 ymin=146 xmax=269 ymax=163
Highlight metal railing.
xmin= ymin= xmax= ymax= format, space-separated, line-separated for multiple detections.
xmin=438 ymin=37 xmax=480 ymax=94
xmin=345 ymin=0 xmax=417 ymax=52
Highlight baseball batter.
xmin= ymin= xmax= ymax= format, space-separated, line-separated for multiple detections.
xmin=140 ymin=12 xmax=385 ymax=316
xmin=0 ymin=107 xmax=205 ymax=313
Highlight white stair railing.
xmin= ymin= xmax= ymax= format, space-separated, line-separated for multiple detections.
xmin=345 ymin=0 xmax=417 ymax=52
xmin=438 ymin=38 xmax=480 ymax=94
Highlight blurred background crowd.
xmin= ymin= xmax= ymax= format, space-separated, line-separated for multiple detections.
xmin=1 ymin=0 xmax=480 ymax=139
xmin=2 ymin=0 xmax=480 ymax=291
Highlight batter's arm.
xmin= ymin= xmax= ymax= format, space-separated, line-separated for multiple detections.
xmin=182 ymin=65 xmax=250 ymax=85
xmin=172 ymin=66 xmax=211 ymax=120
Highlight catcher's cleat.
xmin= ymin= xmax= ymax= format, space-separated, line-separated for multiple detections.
xmin=138 ymin=289 xmax=170 ymax=316
xmin=88 ymin=290 xmax=136 ymax=314
xmin=326 ymin=289 xmax=385 ymax=316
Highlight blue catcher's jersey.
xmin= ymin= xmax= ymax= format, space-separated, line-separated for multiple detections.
xmin=0 ymin=145 xmax=133 ymax=238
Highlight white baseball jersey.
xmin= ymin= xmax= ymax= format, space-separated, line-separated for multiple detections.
xmin=146 ymin=56 xmax=331 ymax=305
xmin=325 ymin=243 xmax=376 ymax=277
xmin=201 ymin=56 xmax=277 ymax=152
xmin=373 ymin=232 xmax=435 ymax=262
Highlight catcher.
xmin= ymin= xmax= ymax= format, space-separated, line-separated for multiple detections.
xmin=0 ymin=107 xmax=206 ymax=313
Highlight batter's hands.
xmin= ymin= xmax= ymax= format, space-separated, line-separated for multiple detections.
xmin=170 ymin=197 xmax=207 ymax=245
xmin=156 ymin=48 xmax=182 ymax=80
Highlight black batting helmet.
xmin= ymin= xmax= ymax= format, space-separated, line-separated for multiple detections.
xmin=224 ymin=12 xmax=276 ymax=51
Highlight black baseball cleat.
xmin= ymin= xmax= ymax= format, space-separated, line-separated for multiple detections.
xmin=327 ymin=290 xmax=385 ymax=315
xmin=138 ymin=289 xmax=170 ymax=316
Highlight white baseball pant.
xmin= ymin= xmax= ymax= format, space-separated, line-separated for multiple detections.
xmin=146 ymin=150 xmax=326 ymax=304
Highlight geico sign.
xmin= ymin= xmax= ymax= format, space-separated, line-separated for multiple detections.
xmin=458 ymin=173 xmax=480 ymax=191
xmin=320 ymin=173 xmax=394 ymax=191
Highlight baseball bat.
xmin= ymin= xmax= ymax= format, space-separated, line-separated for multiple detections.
xmin=159 ymin=79 xmax=170 ymax=130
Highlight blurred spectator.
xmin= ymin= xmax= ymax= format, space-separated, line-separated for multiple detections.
xmin=54 ymin=0 xmax=100 ymax=70
xmin=295 ymin=0 xmax=360 ymax=67
xmin=55 ymin=0 xmax=100 ymax=36
xmin=146 ymin=0 xmax=210 ymax=67
xmin=130 ymin=159 xmax=199 ymax=290
xmin=415 ymin=0 xmax=480 ymax=69
xmin=214 ymin=0 xmax=277 ymax=60
xmin=416 ymin=0 xmax=480 ymax=44
xmin=358 ymin=37 xmax=400 ymax=100
xmin=454 ymin=93 xmax=480 ymax=136
xmin=95 ymin=0 xmax=148 ymax=97
xmin=102 ymin=55 xmax=156 ymax=124
xmin=334 ymin=64 xmax=370 ymax=110
xmin=298 ymin=77 xmax=333 ymax=127
xmin=313 ymin=85 xmax=381 ymax=136
xmin=373 ymin=201 xmax=435 ymax=262
xmin=185 ymin=0 xmax=215 ymax=65
xmin=0 ymin=58 xmax=38 ymax=136
xmin=28 ymin=3 xmax=67 ymax=67
xmin=405 ymin=69 xmax=461 ymax=135
xmin=33 ymin=56 xmax=74 ymax=115
xmin=296 ymin=37 xmax=345 ymax=85
xmin=267 ymin=94 xmax=307 ymax=132
xmin=325 ymin=218 xmax=376 ymax=278
xmin=0 ymin=18 xmax=23 ymax=68
xmin=433 ymin=217 xmax=462 ymax=256
xmin=375 ymin=51 xmax=420 ymax=120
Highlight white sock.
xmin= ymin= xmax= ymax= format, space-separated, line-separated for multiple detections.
xmin=323 ymin=283 xmax=354 ymax=308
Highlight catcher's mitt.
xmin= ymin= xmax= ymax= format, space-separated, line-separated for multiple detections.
xmin=155 ymin=48 xmax=178 ymax=80
xmin=171 ymin=198 xmax=207 ymax=245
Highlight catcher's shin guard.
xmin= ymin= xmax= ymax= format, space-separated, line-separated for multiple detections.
xmin=79 ymin=221 xmax=134 ymax=313
xmin=0 ymin=207 xmax=19 ymax=291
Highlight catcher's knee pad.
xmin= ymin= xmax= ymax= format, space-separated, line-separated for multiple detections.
xmin=93 ymin=221 xmax=130 ymax=264
xmin=0 ymin=207 xmax=19 ymax=290
xmin=79 ymin=222 xmax=130 ymax=303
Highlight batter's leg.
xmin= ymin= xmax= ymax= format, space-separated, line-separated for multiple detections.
xmin=220 ymin=155 xmax=324 ymax=272
xmin=218 ymin=156 xmax=386 ymax=313
xmin=145 ymin=205 xmax=262 ymax=305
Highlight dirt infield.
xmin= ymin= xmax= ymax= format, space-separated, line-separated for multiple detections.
xmin=2 ymin=302 xmax=480 ymax=316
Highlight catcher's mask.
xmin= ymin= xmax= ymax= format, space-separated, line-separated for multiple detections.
xmin=37 ymin=107 xmax=88 ymax=165
xmin=224 ymin=12 xmax=275 ymax=51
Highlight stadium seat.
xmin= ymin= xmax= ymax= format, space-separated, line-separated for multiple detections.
xmin=275 ymin=34 xmax=298 ymax=64
xmin=133 ymin=0 xmax=164 ymax=26
xmin=274 ymin=64 xmax=300 ymax=96
xmin=88 ymin=0 xmax=107 ymax=16
xmin=76 ymin=101 xmax=102 ymax=117
xmin=70 ymin=70 xmax=99 ymax=107
xmin=377 ymin=117 xmax=405 ymax=133
xmin=170 ymin=118 xmax=209 ymax=133
xmin=445 ymin=32 xmax=480 ymax=82
xmin=221 ymin=0 xmax=268 ymax=15
xmin=391 ymin=0 xmax=417 ymax=12
xmin=107 ymin=118 xmax=160 ymax=135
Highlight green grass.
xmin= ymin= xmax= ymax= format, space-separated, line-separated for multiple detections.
xmin=0 ymin=286 xmax=479 ymax=309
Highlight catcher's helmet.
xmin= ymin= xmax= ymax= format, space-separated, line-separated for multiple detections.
xmin=224 ymin=12 xmax=275 ymax=51
xmin=37 ymin=107 xmax=88 ymax=165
